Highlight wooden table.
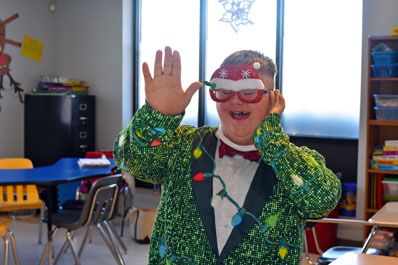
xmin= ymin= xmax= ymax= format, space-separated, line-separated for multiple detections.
xmin=329 ymin=252 xmax=398 ymax=265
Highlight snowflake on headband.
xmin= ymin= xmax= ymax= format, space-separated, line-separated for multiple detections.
xmin=218 ymin=0 xmax=255 ymax=33
xmin=241 ymin=69 xmax=251 ymax=78
xmin=218 ymin=68 xmax=229 ymax=78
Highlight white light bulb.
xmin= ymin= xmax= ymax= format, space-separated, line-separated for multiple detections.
xmin=211 ymin=194 xmax=223 ymax=207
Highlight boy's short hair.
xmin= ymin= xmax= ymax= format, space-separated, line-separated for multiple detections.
xmin=221 ymin=50 xmax=277 ymax=78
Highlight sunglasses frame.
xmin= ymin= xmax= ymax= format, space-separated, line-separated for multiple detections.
xmin=209 ymin=88 xmax=274 ymax=103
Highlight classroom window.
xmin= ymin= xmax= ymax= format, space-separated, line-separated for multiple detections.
xmin=281 ymin=0 xmax=362 ymax=139
xmin=134 ymin=0 xmax=362 ymax=139
xmin=139 ymin=0 xmax=200 ymax=126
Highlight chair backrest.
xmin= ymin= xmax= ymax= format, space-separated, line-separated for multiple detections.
xmin=78 ymin=174 xmax=122 ymax=227
xmin=0 ymin=158 xmax=43 ymax=211
xmin=0 ymin=158 xmax=33 ymax=169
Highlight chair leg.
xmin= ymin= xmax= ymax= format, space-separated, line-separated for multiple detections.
xmin=54 ymin=230 xmax=77 ymax=265
xmin=38 ymin=206 xmax=46 ymax=244
xmin=39 ymin=227 xmax=59 ymax=265
xmin=302 ymin=229 xmax=318 ymax=265
xmin=78 ymin=226 xmax=91 ymax=258
xmin=3 ymin=235 xmax=9 ymax=265
xmin=6 ymin=231 xmax=19 ymax=265
xmin=120 ymin=187 xmax=128 ymax=237
xmin=362 ymin=225 xmax=379 ymax=253
xmin=105 ymin=220 xmax=127 ymax=254
xmin=96 ymin=223 xmax=125 ymax=265
xmin=311 ymin=226 xmax=324 ymax=255
xmin=66 ymin=231 xmax=81 ymax=265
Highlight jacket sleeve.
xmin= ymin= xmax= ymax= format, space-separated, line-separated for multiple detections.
xmin=254 ymin=113 xmax=342 ymax=219
xmin=113 ymin=103 xmax=184 ymax=184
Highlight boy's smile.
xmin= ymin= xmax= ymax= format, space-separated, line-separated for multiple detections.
xmin=216 ymin=73 xmax=274 ymax=145
xmin=230 ymin=111 xmax=250 ymax=120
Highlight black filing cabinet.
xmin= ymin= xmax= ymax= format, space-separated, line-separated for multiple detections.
xmin=24 ymin=94 xmax=95 ymax=167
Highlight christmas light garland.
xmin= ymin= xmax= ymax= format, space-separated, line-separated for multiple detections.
xmin=151 ymin=133 xmax=303 ymax=264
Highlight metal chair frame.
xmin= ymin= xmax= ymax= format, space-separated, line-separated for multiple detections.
xmin=43 ymin=174 xmax=125 ymax=265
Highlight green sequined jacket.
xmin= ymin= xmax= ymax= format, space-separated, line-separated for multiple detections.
xmin=113 ymin=103 xmax=341 ymax=265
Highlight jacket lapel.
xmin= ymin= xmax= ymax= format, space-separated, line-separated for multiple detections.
xmin=191 ymin=130 xmax=219 ymax=256
xmin=218 ymin=160 xmax=277 ymax=261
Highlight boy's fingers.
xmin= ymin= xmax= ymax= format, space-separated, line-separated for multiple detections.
xmin=171 ymin=50 xmax=181 ymax=78
xmin=183 ymin=81 xmax=202 ymax=103
xmin=163 ymin=46 xmax=173 ymax=75
xmin=279 ymin=94 xmax=285 ymax=106
xmin=154 ymin=50 xmax=163 ymax=78
xmin=269 ymin=91 xmax=275 ymax=106
xmin=142 ymin=62 xmax=153 ymax=85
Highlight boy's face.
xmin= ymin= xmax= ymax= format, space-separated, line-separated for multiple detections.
xmin=216 ymin=73 xmax=274 ymax=145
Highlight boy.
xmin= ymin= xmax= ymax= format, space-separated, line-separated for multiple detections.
xmin=114 ymin=46 xmax=341 ymax=264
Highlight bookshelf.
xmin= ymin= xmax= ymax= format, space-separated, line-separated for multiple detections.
xmin=364 ymin=35 xmax=398 ymax=240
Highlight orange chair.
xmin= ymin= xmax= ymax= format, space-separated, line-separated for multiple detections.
xmin=0 ymin=158 xmax=45 ymax=264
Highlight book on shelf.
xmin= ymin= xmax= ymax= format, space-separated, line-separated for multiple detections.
xmin=383 ymin=151 xmax=398 ymax=156
xmin=373 ymin=163 xmax=398 ymax=171
xmin=383 ymin=145 xmax=398 ymax=151
xmin=35 ymin=78 xmax=89 ymax=95
xmin=373 ymin=155 xmax=398 ymax=161
xmin=385 ymin=140 xmax=398 ymax=146
xmin=370 ymin=173 xmax=386 ymax=210
xmin=31 ymin=89 xmax=89 ymax=95
xmin=372 ymin=159 xmax=398 ymax=165
xmin=376 ymin=174 xmax=384 ymax=209
xmin=371 ymin=173 xmax=376 ymax=209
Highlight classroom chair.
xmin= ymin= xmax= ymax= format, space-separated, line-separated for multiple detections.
xmin=47 ymin=174 xmax=125 ymax=265
xmin=0 ymin=158 xmax=45 ymax=265
xmin=63 ymin=151 xmax=131 ymax=246
xmin=60 ymin=168 xmax=129 ymax=255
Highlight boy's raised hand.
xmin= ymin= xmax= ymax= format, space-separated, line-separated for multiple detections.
xmin=142 ymin=46 xmax=202 ymax=116
xmin=268 ymin=89 xmax=285 ymax=115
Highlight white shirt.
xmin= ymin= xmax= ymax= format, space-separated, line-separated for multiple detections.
xmin=213 ymin=126 xmax=259 ymax=254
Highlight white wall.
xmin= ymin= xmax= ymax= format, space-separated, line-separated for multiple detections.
xmin=0 ymin=0 xmax=124 ymax=158
xmin=0 ymin=0 xmax=54 ymax=157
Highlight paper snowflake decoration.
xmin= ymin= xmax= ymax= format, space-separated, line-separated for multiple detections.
xmin=218 ymin=0 xmax=255 ymax=33
xmin=241 ymin=69 xmax=251 ymax=78
xmin=218 ymin=68 xmax=229 ymax=78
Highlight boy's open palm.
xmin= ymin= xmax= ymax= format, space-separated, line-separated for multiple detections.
xmin=142 ymin=46 xmax=202 ymax=116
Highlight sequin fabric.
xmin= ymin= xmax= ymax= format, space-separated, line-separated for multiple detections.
xmin=113 ymin=103 xmax=342 ymax=265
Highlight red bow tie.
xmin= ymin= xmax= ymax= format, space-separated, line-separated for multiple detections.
xmin=218 ymin=140 xmax=261 ymax=162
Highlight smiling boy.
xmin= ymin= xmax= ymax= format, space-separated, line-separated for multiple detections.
xmin=114 ymin=46 xmax=341 ymax=264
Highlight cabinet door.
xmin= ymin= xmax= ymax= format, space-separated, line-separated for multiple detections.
xmin=24 ymin=95 xmax=73 ymax=167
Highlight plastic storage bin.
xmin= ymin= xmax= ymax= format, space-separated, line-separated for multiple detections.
xmin=339 ymin=182 xmax=357 ymax=217
xmin=382 ymin=180 xmax=398 ymax=196
xmin=371 ymin=64 xmax=398 ymax=78
xmin=373 ymin=94 xmax=398 ymax=107
xmin=371 ymin=51 xmax=398 ymax=65
xmin=374 ymin=106 xmax=398 ymax=120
